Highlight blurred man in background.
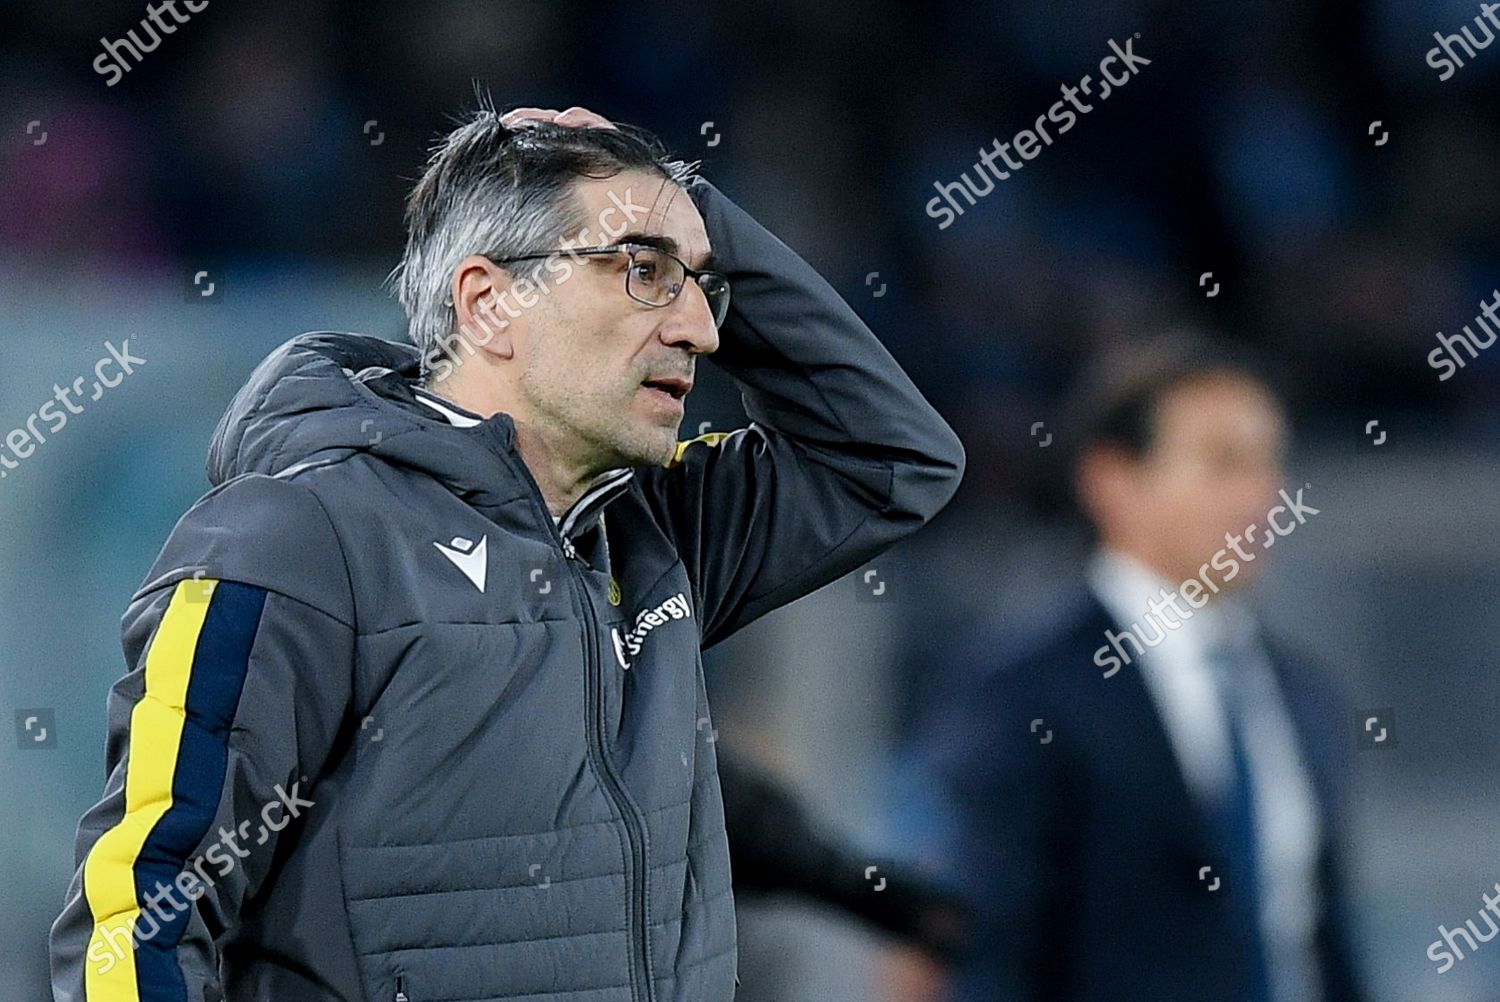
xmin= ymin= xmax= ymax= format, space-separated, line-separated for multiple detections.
xmin=918 ymin=337 xmax=1366 ymax=1001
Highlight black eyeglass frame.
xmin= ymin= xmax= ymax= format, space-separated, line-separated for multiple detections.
xmin=487 ymin=242 xmax=731 ymax=328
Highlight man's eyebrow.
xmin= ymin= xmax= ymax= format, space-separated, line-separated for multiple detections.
xmin=616 ymin=232 xmax=713 ymax=271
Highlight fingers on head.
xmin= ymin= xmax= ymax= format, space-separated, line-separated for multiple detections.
xmin=557 ymin=106 xmax=613 ymax=128
xmin=500 ymin=107 xmax=560 ymax=128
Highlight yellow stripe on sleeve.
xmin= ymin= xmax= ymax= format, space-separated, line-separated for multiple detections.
xmin=80 ymin=578 xmax=218 ymax=999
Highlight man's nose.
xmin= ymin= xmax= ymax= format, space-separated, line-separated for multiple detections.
xmin=659 ymin=282 xmax=720 ymax=354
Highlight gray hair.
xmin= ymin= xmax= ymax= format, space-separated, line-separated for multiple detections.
xmin=387 ymin=100 xmax=696 ymax=374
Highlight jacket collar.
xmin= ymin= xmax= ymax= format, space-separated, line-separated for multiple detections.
xmin=409 ymin=383 xmax=635 ymax=543
xmin=208 ymin=332 xmax=638 ymax=546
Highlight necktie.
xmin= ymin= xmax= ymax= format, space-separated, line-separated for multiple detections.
xmin=1204 ymin=630 xmax=1273 ymax=1002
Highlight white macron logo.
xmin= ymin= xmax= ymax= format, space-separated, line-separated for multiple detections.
xmin=434 ymin=535 xmax=487 ymax=592
xmin=610 ymin=591 xmax=692 ymax=669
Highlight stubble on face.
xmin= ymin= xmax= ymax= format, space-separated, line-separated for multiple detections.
xmin=516 ymin=172 xmax=709 ymax=474
xmin=518 ymin=306 xmax=681 ymax=471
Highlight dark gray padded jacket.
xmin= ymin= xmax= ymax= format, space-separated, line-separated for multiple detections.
xmin=50 ymin=178 xmax=966 ymax=1002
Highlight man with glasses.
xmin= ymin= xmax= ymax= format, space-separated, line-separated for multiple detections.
xmin=50 ymin=103 xmax=965 ymax=1002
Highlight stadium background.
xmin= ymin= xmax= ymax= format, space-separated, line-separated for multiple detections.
xmin=4 ymin=1 xmax=1499 ymax=999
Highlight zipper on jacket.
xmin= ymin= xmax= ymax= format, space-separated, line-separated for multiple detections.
xmin=394 ymin=975 xmax=408 ymax=1002
xmin=492 ymin=439 xmax=656 ymax=1002
xmin=572 ymin=557 xmax=657 ymax=1002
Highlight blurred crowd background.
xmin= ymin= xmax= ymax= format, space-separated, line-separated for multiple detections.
xmin=4 ymin=1 xmax=1500 ymax=999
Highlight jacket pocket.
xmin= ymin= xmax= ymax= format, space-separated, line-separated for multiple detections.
xmin=338 ymin=824 xmax=638 ymax=1001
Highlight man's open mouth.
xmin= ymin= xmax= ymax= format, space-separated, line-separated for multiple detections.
xmin=641 ymin=376 xmax=692 ymax=401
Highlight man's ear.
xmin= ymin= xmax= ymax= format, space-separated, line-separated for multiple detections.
xmin=1075 ymin=446 xmax=1136 ymax=534
xmin=450 ymin=255 xmax=517 ymax=360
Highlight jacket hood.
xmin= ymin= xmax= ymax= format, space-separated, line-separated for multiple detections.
xmin=207 ymin=331 xmax=541 ymax=517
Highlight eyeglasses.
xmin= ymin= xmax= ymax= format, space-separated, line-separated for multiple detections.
xmin=488 ymin=243 xmax=731 ymax=328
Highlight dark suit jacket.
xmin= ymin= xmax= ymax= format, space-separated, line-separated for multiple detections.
xmin=919 ymin=591 xmax=1366 ymax=1001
